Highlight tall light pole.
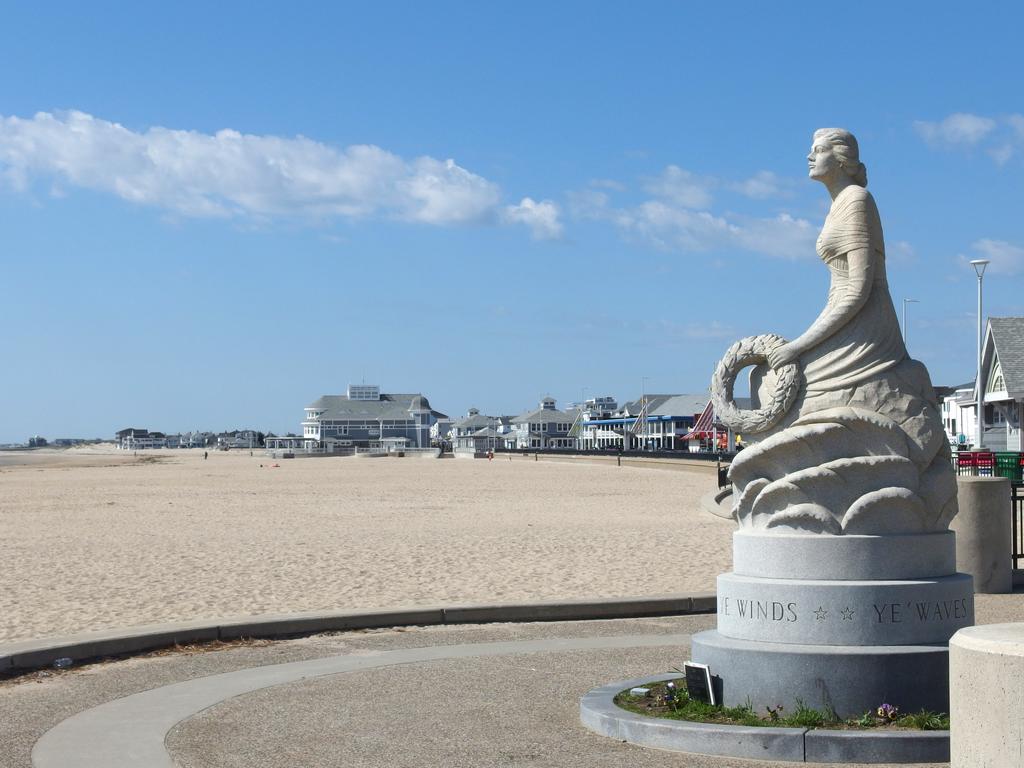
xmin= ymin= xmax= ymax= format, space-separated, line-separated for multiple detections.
xmin=970 ymin=259 xmax=990 ymax=449
xmin=579 ymin=386 xmax=588 ymax=450
xmin=640 ymin=376 xmax=650 ymax=451
xmin=902 ymin=298 xmax=919 ymax=349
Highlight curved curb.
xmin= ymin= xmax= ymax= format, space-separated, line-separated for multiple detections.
xmin=33 ymin=633 xmax=693 ymax=768
xmin=700 ymin=488 xmax=733 ymax=519
xmin=0 ymin=594 xmax=716 ymax=674
xmin=580 ymin=675 xmax=950 ymax=764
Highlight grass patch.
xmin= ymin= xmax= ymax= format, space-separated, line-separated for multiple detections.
xmin=614 ymin=680 xmax=948 ymax=731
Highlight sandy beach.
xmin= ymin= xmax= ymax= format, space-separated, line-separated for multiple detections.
xmin=0 ymin=448 xmax=730 ymax=644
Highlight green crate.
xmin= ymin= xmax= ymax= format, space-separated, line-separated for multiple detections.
xmin=995 ymin=452 xmax=1023 ymax=482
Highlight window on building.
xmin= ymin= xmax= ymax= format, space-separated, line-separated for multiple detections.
xmin=987 ymin=360 xmax=1006 ymax=394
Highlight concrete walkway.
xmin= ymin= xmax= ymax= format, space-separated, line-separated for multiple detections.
xmin=7 ymin=599 xmax=1006 ymax=768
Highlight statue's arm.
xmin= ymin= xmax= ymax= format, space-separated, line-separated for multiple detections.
xmin=767 ymin=247 xmax=874 ymax=367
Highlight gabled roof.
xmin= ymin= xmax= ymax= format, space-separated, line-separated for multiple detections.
xmin=618 ymin=394 xmax=675 ymax=415
xmin=307 ymin=393 xmax=431 ymax=421
xmin=511 ymin=406 xmax=579 ymax=424
xmin=987 ymin=317 xmax=1024 ymax=399
xmin=650 ymin=394 xmax=711 ymax=417
xmin=452 ymin=413 xmax=495 ymax=430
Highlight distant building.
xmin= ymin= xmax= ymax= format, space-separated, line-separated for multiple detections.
xmin=277 ymin=384 xmax=447 ymax=453
xmin=976 ymin=317 xmax=1024 ymax=450
xmin=580 ymin=394 xmax=714 ymax=451
xmin=216 ymin=430 xmax=264 ymax=450
xmin=116 ymin=428 xmax=166 ymax=450
xmin=939 ymin=383 xmax=975 ymax=448
xmin=179 ymin=431 xmax=214 ymax=448
xmin=451 ymin=408 xmax=515 ymax=457
xmin=940 ymin=318 xmax=1024 ymax=451
xmin=566 ymin=396 xmax=618 ymax=419
xmin=511 ymin=397 xmax=579 ymax=449
xmin=430 ymin=417 xmax=454 ymax=446
xmin=28 ymin=435 xmax=48 ymax=447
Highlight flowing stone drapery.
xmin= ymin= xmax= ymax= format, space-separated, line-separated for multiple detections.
xmin=712 ymin=177 xmax=956 ymax=535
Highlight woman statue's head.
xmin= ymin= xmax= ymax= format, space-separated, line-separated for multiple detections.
xmin=808 ymin=128 xmax=868 ymax=187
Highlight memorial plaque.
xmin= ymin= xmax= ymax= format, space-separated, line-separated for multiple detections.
xmin=684 ymin=661 xmax=715 ymax=705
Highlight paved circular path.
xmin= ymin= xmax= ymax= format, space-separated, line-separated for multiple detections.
xmin=33 ymin=634 xmax=691 ymax=768
xmin=0 ymin=612 xmax=966 ymax=767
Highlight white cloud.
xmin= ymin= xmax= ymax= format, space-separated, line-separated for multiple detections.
xmin=612 ymin=200 xmax=815 ymax=259
xmin=731 ymin=213 xmax=817 ymax=259
xmin=397 ymin=157 xmax=500 ymax=224
xmin=914 ymin=113 xmax=997 ymax=146
xmin=988 ymin=144 xmax=1016 ymax=166
xmin=566 ymin=188 xmax=610 ymax=220
xmin=966 ymin=238 xmax=1024 ymax=275
xmin=1009 ymin=114 xmax=1024 ymax=140
xmin=642 ymin=165 xmax=714 ymax=209
xmin=569 ymin=164 xmax=814 ymax=259
xmin=914 ymin=112 xmax=1024 ymax=165
xmin=0 ymin=109 xmax=552 ymax=235
xmin=502 ymin=197 xmax=563 ymax=240
xmin=730 ymin=170 xmax=792 ymax=199
xmin=887 ymin=240 xmax=916 ymax=264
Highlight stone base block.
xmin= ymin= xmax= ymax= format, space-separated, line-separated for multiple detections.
xmin=733 ymin=530 xmax=957 ymax=581
xmin=691 ymin=630 xmax=950 ymax=718
xmin=716 ymin=572 xmax=973 ymax=645
xmin=950 ymin=623 xmax=1024 ymax=767
xmin=950 ymin=477 xmax=1013 ymax=593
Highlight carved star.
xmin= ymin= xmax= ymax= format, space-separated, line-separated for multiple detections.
xmin=814 ymin=606 xmax=828 ymax=621
xmin=840 ymin=607 xmax=855 ymax=621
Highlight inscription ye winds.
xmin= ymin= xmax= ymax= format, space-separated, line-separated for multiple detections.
xmin=720 ymin=598 xmax=798 ymax=622
xmin=719 ymin=597 xmax=970 ymax=624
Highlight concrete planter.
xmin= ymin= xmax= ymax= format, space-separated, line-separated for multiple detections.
xmin=580 ymin=675 xmax=950 ymax=764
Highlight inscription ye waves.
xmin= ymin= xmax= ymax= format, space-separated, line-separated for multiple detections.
xmin=719 ymin=597 xmax=971 ymax=624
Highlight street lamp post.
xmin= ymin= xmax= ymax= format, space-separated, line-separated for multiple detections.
xmin=640 ymin=376 xmax=650 ymax=452
xmin=970 ymin=259 xmax=990 ymax=449
xmin=579 ymin=386 xmax=588 ymax=450
xmin=902 ymin=298 xmax=919 ymax=349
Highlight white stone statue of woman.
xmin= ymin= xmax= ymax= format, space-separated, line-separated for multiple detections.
xmin=713 ymin=128 xmax=956 ymax=535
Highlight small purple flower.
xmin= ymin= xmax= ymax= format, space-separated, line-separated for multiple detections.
xmin=876 ymin=703 xmax=899 ymax=721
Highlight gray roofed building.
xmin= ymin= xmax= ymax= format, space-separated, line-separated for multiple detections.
xmin=510 ymin=397 xmax=579 ymax=449
xmin=511 ymin=406 xmax=580 ymax=425
xmin=297 ymin=384 xmax=446 ymax=452
xmin=617 ymin=394 xmax=675 ymax=417
xmin=308 ymin=393 xmax=445 ymax=421
xmin=650 ymin=394 xmax=710 ymax=418
xmin=452 ymin=408 xmax=496 ymax=432
xmin=973 ymin=317 xmax=1024 ymax=450
xmin=987 ymin=317 xmax=1024 ymax=400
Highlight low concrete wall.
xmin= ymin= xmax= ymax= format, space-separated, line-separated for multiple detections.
xmin=0 ymin=594 xmax=716 ymax=674
xmin=950 ymin=477 xmax=1012 ymax=594
xmin=513 ymin=452 xmax=720 ymax=474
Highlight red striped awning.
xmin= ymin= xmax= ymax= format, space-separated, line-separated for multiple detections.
xmin=681 ymin=401 xmax=714 ymax=440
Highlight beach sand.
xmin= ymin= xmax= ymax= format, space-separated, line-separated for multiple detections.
xmin=0 ymin=448 xmax=731 ymax=644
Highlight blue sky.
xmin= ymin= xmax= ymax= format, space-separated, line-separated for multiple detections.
xmin=2 ymin=2 xmax=1022 ymax=441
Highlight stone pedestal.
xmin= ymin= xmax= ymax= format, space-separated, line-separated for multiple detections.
xmin=950 ymin=623 xmax=1024 ymax=767
xmin=692 ymin=531 xmax=974 ymax=717
xmin=950 ymin=477 xmax=1012 ymax=594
